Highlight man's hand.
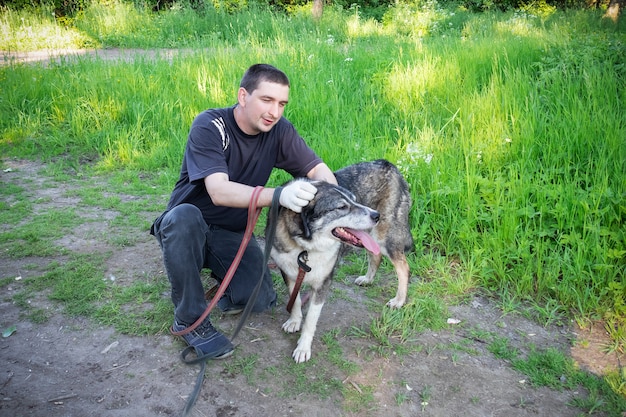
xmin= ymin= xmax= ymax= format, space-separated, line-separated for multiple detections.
xmin=279 ymin=180 xmax=317 ymax=213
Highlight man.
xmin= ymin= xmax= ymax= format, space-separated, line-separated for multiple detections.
xmin=151 ymin=64 xmax=337 ymax=359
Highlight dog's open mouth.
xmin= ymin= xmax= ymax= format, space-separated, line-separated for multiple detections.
xmin=332 ymin=227 xmax=380 ymax=255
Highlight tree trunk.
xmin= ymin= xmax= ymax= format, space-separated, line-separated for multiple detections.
xmin=312 ymin=0 xmax=323 ymax=20
xmin=603 ymin=0 xmax=623 ymax=23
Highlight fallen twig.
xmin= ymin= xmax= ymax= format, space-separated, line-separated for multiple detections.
xmin=47 ymin=393 xmax=77 ymax=403
xmin=1 ymin=371 xmax=13 ymax=389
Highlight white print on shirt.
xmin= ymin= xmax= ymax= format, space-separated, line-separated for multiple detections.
xmin=211 ymin=117 xmax=230 ymax=151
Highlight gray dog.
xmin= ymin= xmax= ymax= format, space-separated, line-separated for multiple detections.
xmin=268 ymin=159 xmax=413 ymax=362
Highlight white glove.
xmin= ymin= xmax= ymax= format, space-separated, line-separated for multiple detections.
xmin=279 ymin=180 xmax=317 ymax=213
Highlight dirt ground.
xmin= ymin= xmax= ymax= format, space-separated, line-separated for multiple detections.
xmin=1 ymin=51 xmax=624 ymax=417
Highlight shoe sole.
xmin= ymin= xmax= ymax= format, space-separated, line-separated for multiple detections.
xmin=222 ymin=308 xmax=244 ymax=316
xmin=214 ymin=348 xmax=234 ymax=359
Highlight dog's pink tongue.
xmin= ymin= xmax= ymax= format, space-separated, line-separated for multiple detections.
xmin=348 ymin=229 xmax=380 ymax=255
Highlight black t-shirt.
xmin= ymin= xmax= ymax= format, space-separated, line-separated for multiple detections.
xmin=165 ymin=105 xmax=322 ymax=232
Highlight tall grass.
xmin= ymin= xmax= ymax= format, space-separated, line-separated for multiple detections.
xmin=1 ymin=2 xmax=625 ymax=343
xmin=0 ymin=4 xmax=96 ymax=51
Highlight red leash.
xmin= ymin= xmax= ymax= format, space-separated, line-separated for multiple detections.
xmin=171 ymin=186 xmax=264 ymax=337
xmin=285 ymin=251 xmax=311 ymax=313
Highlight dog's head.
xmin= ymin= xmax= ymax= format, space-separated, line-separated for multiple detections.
xmin=285 ymin=180 xmax=381 ymax=254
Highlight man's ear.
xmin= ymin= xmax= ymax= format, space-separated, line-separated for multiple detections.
xmin=237 ymin=87 xmax=248 ymax=107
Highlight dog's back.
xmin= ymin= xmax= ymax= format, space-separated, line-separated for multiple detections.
xmin=335 ymin=159 xmax=413 ymax=256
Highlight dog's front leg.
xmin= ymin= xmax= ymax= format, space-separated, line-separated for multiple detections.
xmin=292 ymin=294 xmax=324 ymax=363
xmin=292 ymin=273 xmax=333 ymax=363
xmin=282 ymin=278 xmax=302 ymax=333
xmin=354 ymin=251 xmax=382 ymax=286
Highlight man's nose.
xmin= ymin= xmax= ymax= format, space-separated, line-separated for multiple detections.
xmin=268 ymin=102 xmax=279 ymax=118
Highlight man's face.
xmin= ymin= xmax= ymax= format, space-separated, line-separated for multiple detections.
xmin=236 ymin=80 xmax=289 ymax=135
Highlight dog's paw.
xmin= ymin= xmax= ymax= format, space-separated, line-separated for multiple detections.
xmin=282 ymin=318 xmax=302 ymax=333
xmin=386 ymin=297 xmax=405 ymax=309
xmin=292 ymin=343 xmax=312 ymax=363
xmin=354 ymin=275 xmax=373 ymax=286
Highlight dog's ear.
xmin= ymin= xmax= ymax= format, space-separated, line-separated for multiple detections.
xmin=300 ymin=208 xmax=312 ymax=239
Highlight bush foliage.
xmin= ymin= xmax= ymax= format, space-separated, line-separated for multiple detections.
xmin=1 ymin=0 xmax=606 ymax=18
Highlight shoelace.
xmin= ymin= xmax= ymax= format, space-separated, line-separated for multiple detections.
xmin=194 ymin=322 xmax=219 ymax=338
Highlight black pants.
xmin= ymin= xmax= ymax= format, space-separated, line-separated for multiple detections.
xmin=152 ymin=203 xmax=276 ymax=325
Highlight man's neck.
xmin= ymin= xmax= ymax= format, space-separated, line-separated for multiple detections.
xmin=233 ymin=105 xmax=259 ymax=136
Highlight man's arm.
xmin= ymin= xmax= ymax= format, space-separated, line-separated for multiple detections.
xmin=204 ymin=162 xmax=336 ymax=211
xmin=204 ymin=173 xmax=276 ymax=208
xmin=306 ymin=162 xmax=337 ymax=185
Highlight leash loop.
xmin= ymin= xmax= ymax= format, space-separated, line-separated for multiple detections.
xmin=297 ymin=250 xmax=311 ymax=272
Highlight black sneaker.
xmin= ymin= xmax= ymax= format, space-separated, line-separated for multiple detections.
xmin=172 ymin=318 xmax=234 ymax=359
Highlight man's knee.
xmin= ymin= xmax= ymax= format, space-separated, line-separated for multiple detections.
xmin=161 ymin=204 xmax=204 ymax=235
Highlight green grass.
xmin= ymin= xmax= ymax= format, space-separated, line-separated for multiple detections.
xmin=0 ymin=4 xmax=97 ymax=51
xmin=222 ymin=353 xmax=259 ymax=384
xmin=321 ymin=329 xmax=360 ymax=374
xmin=510 ymin=346 xmax=626 ymax=414
xmin=269 ymin=357 xmax=345 ymax=399
xmin=0 ymin=208 xmax=77 ymax=258
xmin=13 ymin=253 xmax=172 ymax=334
xmin=0 ymin=183 xmax=31 ymax=225
xmin=487 ymin=335 xmax=520 ymax=360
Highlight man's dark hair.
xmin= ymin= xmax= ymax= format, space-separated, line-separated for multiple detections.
xmin=240 ymin=64 xmax=290 ymax=93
